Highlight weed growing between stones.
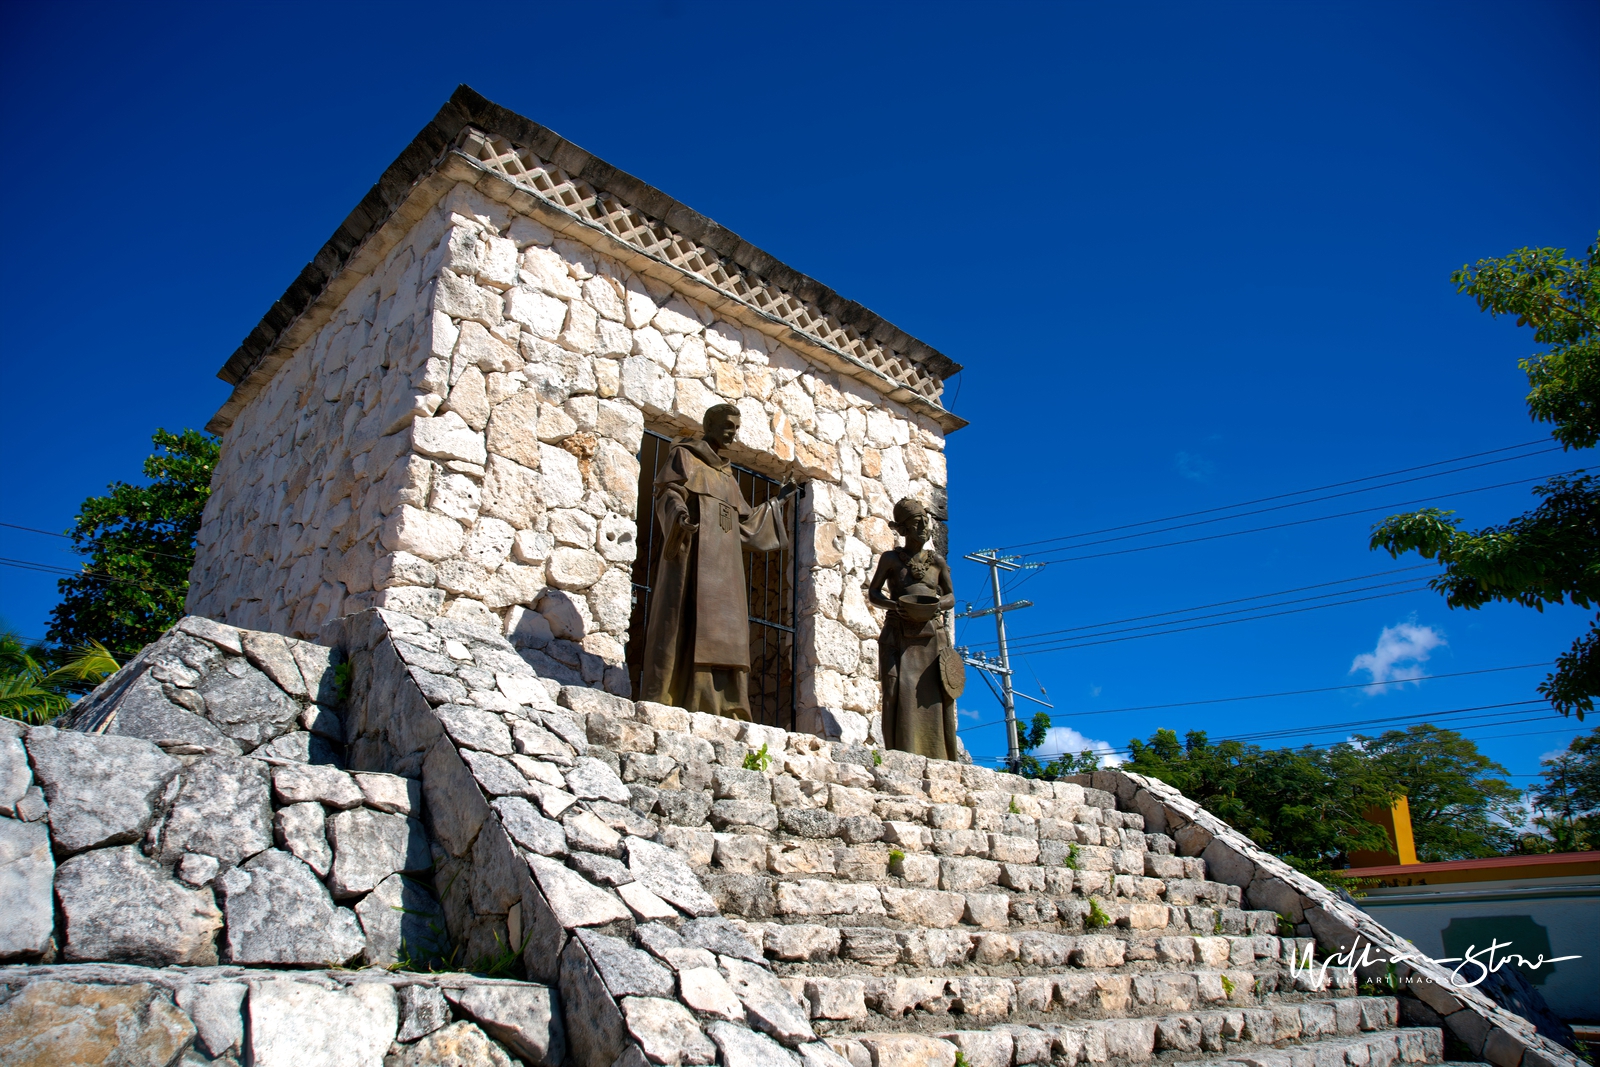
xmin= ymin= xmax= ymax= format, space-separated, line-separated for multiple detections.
xmin=872 ymin=748 xmax=883 ymax=766
xmin=333 ymin=661 xmax=352 ymax=704
xmin=1220 ymin=974 xmax=1236 ymax=998
xmin=462 ymin=929 xmax=534 ymax=978
xmin=1065 ymin=843 xmax=1080 ymax=870
xmin=1214 ymin=913 xmax=1224 ymax=935
xmin=1276 ymin=913 xmax=1297 ymax=937
xmin=743 ymin=743 xmax=773 ymax=772
xmin=1008 ymin=796 xmax=1020 ymax=815
xmin=888 ymin=847 xmax=906 ymax=865
xmin=1358 ymin=965 xmax=1398 ymax=997
xmin=955 ymin=1053 xmax=972 ymax=1067
xmin=1085 ymin=898 xmax=1110 ymax=930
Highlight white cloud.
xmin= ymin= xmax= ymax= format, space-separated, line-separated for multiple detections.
xmin=1350 ymin=619 xmax=1445 ymax=691
xmin=1175 ymin=451 xmax=1215 ymax=483
xmin=1088 ymin=684 xmax=1103 ymax=698
xmin=1036 ymin=726 xmax=1123 ymax=767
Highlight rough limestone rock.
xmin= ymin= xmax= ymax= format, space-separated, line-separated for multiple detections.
xmin=219 ymin=848 xmax=366 ymax=965
xmin=55 ymin=845 xmax=223 ymax=966
xmin=274 ymin=801 xmax=332 ymax=877
xmin=0 ymin=730 xmax=33 ymax=814
xmin=196 ymin=656 xmax=302 ymax=749
xmin=560 ymin=938 xmax=630 ymax=1066
xmin=356 ymin=872 xmax=449 ymax=966
xmin=565 ymin=756 xmax=632 ymax=802
xmin=708 ymin=1021 xmax=802 ymax=1066
xmin=25 ymin=727 xmax=179 ymax=855
xmin=720 ymin=956 xmax=815 ymax=1046
xmin=95 ymin=672 xmax=239 ymax=754
xmin=394 ymin=1020 xmax=514 ymax=1067
xmin=527 ymin=854 xmax=631 ymax=927
xmin=175 ymin=981 xmax=247 ymax=1058
xmin=397 ymin=982 xmax=452 ymax=1042
xmin=157 ymin=754 xmax=274 ymax=866
xmin=241 ymin=629 xmax=310 ymax=698
xmin=627 ymin=837 xmax=718 ymax=917
xmin=355 ymin=771 xmax=421 ymax=814
xmin=576 ymin=930 xmax=675 ymax=998
xmin=246 ymin=978 xmax=397 ymax=1067
xmin=493 ymin=796 xmax=567 ymax=856
xmin=445 ymin=983 xmax=567 ymax=1066
xmin=271 ymin=762 xmax=363 ymax=808
xmin=326 ymin=807 xmax=431 ymax=897
xmin=621 ymin=995 xmax=716 ymax=1064
xmin=0 ymin=980 xmax=196 ymax=1067
xmin=0 ymin=817 xmax=54 ymax=960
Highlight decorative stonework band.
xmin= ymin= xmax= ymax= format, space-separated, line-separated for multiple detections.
xmin=455 ymin=128 xmax=947 ymax=406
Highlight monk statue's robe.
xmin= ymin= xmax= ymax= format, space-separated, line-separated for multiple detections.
xmin=639 ymin=436 xmax=788 ymax=719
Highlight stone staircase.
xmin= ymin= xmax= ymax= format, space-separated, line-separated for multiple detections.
xmin=2 ymin=608 xmax=1579 ymax=1067
xmin=597 ymin=725 xmax=1438 ymax=1067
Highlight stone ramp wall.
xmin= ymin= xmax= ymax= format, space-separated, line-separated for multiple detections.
xmin=0 ymin=615 xmax=562 ymax=1066
xmin=0 ymin=965 xmax=562 ymax=1066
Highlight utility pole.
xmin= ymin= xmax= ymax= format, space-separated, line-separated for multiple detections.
xmin=957 ymin=549 xmax=1044 ymax=773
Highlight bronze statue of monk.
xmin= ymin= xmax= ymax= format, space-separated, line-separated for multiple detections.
xmin=868 ymin=498 xmax=960 ymax=760
xmin=639 ymin=403 xmax=794 ymax=719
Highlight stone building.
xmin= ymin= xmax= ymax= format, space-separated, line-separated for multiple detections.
xmin=187 ymin=86 xmax=964 ymax=738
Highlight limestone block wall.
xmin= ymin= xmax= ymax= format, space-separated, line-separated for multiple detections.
xmin=190 ymin=175 xmax=952 ymax=723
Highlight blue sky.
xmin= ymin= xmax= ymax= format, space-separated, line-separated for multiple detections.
xmin=2 ymin=1 xmax=1596 ymax=790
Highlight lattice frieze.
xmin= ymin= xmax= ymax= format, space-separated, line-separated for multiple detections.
xmin=455 ymin=128 xmax=944 ymax=403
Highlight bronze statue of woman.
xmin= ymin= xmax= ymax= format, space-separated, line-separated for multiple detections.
xmin=867 ymin=497 xmax=960 ymax=761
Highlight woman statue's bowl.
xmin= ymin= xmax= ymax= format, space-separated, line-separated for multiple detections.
xmin=897 ymin=593 xmax=943 ymax=623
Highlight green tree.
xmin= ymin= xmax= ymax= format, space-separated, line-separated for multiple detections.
xmin=1355 ymin=724 xmax=1521 ymax=860
xmin=1016 ymin=712 xmax=1104 ymax=778
xmin=1529 ymin=725 xmax=1600 ymax=851
xmin=1 ymin=632 xmax=119 ymax=723
xmin=1125 ymin=729 xmax=1393 ymax=880
xmin=1370 ymin=233 xmax=1600 ymax=717
xmin=46 ymin=428 xmax=219 ymax=654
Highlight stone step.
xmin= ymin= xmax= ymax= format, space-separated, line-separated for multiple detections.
xmin=696 ymin=866 xmax=1282 ymax=937
xmin=822 ymin=1015 xmax=1441 ymax=1067
xmin=738 ymin=920 xmax=1317 ymax=977
xmin=776 ymin=969 xmax=1371 ymax=1026
xmin=1179 ymin=1027 xmax=1448 ymax=1067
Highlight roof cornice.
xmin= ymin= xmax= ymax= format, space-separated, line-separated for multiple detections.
xmin=212 ymin=85 xmax=962 ymax=432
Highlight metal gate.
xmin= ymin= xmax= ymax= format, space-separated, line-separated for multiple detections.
xmin=625 ymin=430 xmax=798 ymax=730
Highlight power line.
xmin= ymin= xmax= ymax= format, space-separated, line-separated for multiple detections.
xmin=995 ymin=439 xmax=1559 ymax=553
xmin=1023 ymin=468 xmax=1583 ymax=566
xmin=956 ymin=661 xmax=1550 ymax=732
xmin=974 ymin=568 xmax=1436 ymax=651
xmin=1008 ymin=725 xmax=1580 ymax=767
xmin=987 ymin=581 xmax=1436 ymax=656
xmin=1016 ymin=704 xmax=1559 ymax=762
xmin=0 ymin=557 xmax=186 ymax=596
xmin=0 ymin=521 xmax=197 ymax=564
xmin=1019 ymin=446 xmax=1565 ymax=557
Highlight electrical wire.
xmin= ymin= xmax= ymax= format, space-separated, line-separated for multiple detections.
xmin=955 ymin=662 xmax=1550 ymax=733
xmin=1016 ymin=705 xmax=1558 ymax=762
xmin=994 ymin=439 xmax=1560 ymax=553
xmin=984 ymin=581 xmax=1436 ymax=656
xmin=0 ymin=521 xmax=197 ymax=563
xmin=972 ymin=569 xmax=1437 ymax=653
xmin=1022 ymin=469 xmax=1584 ymax=566
xmin=1017 ymin=446 xmax=1566 ymax=558
xmin=0 ymin=557 xmax=185 ymax=595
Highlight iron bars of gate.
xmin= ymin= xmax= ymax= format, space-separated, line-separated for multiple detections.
xmin=624 ymin=430 xmax=799 ymax=730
